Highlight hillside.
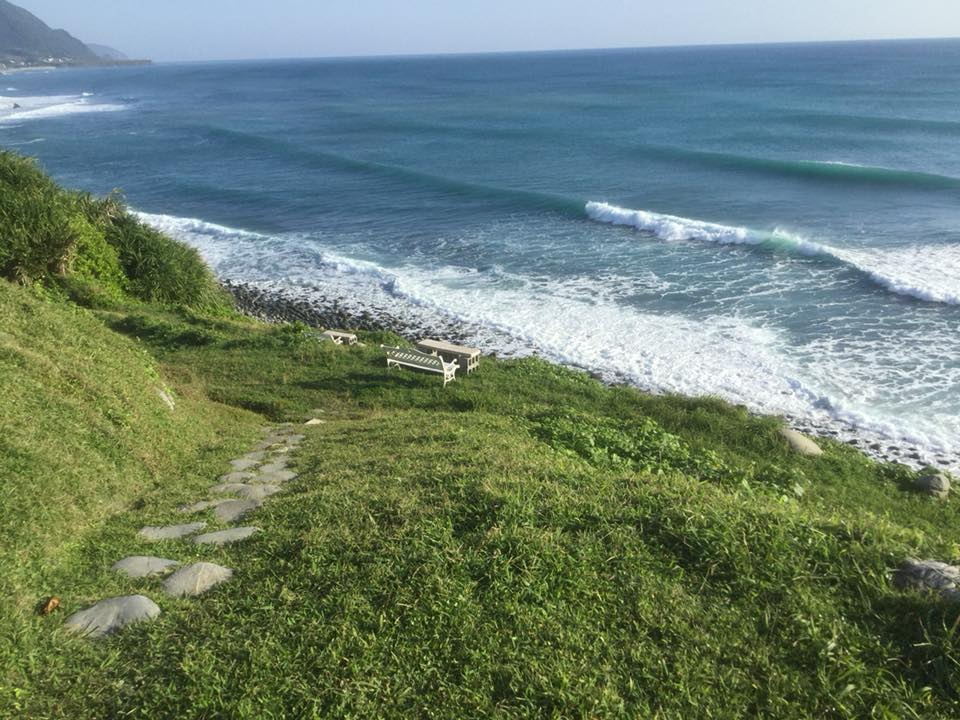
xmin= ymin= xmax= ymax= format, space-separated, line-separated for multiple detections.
xmin=85 ymin=43 xmax=127 ymax=61
xmin=2 ymin=152 xmax=959 ymax=718
xmin=0 ymin=0 xmax=97 ymax=65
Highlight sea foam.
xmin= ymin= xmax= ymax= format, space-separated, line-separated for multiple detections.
xmin=0 ymin=94 xmax=124 ymax=123
xmin=586 ymin=201 xmax=960 ymax=306
xmin=135 ymin=209 xmax=960 ymax=467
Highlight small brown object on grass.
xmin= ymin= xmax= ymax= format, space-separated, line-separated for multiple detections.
xmin=37 ymin=596 xmax=61 ymax=615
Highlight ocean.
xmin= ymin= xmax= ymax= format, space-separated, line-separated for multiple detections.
xmin=2 ymin=40 xmax=958 ymax=466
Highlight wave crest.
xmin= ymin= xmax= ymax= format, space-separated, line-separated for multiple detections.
xmin=586 ymin=201 xmax=960 ymax=306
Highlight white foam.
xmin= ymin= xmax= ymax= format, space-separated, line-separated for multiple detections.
xmin=6 ymin=138 xmax=44 ymax=146
xmin=586 ymin=201 xmax=960 ymax=306
xmin=0 ymin=93 xmax=124 ymax=123
xmin=137 ymin=209 xmax=960 ymax=467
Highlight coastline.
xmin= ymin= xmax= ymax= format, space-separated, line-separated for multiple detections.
xmin=222 ymin=279 xmax=960 ymax=473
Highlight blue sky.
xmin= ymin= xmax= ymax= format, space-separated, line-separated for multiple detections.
xmin=17 ymin=0 xmax=960 ymax=61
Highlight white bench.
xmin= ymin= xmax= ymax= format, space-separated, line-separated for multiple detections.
xmin=416 ymin=338 xmax=480 ymax=375
xmin=382 ymin=345 xmax=459 ymax=387
xmin=321 ymin=330 xmax=358 ymax=345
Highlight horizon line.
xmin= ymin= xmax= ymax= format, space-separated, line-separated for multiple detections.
xmin=146 ymin=34 xmax=960 ymax=66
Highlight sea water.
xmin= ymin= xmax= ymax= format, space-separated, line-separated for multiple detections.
xmin=2 ymin=40 xmax=958 ymax=465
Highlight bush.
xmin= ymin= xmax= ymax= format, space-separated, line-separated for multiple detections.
xmin=0 ymin=150 xmax=232 ymax=313
xmin=0 ymin=154 xmax=86 ymax=282
xmin=102 ymin=212 xmax=231 ymax=313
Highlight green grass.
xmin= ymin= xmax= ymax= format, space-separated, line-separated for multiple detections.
xmin=0 ymin=151 xmax=231 ymax=313
xmin=2 ymin=155 xmax=959 ymax=717
xmin=1 ymin=292 xmax=957 ymax=718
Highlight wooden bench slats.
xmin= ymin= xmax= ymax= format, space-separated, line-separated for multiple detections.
xmin=381 ymin=345 xmax=459 ymax=386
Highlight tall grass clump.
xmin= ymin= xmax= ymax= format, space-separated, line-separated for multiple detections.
xmin=101 ymin=211 xmax=231 ymax=313
xmin=0 ymin=153 xmax=124 ymax=292
xmin=0 ymin=151 xmax=231 ymax=312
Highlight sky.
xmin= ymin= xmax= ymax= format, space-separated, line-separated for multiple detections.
xmin=15 ymin=0 xmax=960 ymax=62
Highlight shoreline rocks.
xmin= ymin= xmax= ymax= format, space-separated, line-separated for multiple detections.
xmin=220 ymin=279 xmax=960 ymax=473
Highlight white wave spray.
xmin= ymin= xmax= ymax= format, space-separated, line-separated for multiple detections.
xmin=136 ymin=209 xmax=960 ymax=468
xmin=586 ymin=201 xmax=960 ymax=306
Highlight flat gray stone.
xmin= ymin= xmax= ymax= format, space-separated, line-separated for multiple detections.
xmin=112 ymin=556 xmax=180 ymax=578
xmin=162 ymin=562 xmax=234 ymax=598
xmin=257 ymin=470 xmax=298 ymax=484
xmin=780 ymin=428 xmax=823 ymax=457
xmin=210 ymin=482 xmax=282 ymax=501
xmin=284 ymin=434 xmax=305 ymax=444
xmin=259 ymin=460 xmax=289 ymax=474
xmin=915 ymin=469 xmax=952 ymax=498
xmin=193 ymin=527 xmax=260 ymax=546
xmin=64 ymin=595 xmax=160 ymax=638
xmin=138 ymin=522 xmax=206 ymax=541
xmin=214 ymin=499 xmax=262 ymax=523
xmin=241 ymin=451 xmax=267 ymax=462
xmin=894 ymin=558 xmax=960 ymax=593
xmin=229 ymin=458 xmax=260 ymax=471
xmin=179 ymin=499 xmax=232 ymax=514
xmin=219 ymin=471 xmax=256 ymax=483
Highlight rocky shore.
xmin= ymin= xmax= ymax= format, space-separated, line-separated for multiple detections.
xmin=223 ymin=279 xmax=960 ymax=473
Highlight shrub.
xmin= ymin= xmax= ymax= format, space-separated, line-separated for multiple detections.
xmin=0 ymin=154 xmax=84 ymax=282
xmin=102 ymin=212 xmax=231 ymax=313
xmin=0 ymin=151 xmax=232 ymax=313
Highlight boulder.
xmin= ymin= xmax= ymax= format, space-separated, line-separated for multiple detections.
xmin=914 ymin=468 xmax=951 ymax=498
xmin=779 ymin=428 xmax=823 ymax=457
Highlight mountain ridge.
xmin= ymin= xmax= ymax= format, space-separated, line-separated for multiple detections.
xmin=0 ymin=0 xmax=146 ymax=68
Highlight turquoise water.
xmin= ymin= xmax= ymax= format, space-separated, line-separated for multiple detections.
xmin=2 ymin=40 xmax=958 ymax=463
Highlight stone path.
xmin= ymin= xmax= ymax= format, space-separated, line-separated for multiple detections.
xmin=64 ymin=423 xmax=313 ymax=638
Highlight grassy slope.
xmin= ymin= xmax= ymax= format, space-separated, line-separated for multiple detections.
xmin=3 ymin=295 xmax=958 ymax=718
xmin=0 ymin=283 xmax=262 ymax=714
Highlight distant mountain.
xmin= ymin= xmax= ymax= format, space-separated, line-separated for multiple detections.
xmin=86 ymin=43 xmax=127 ymax=61
xmin=0 ymin=0 xmax=101 ymax=66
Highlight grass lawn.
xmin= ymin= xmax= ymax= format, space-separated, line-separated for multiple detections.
xmin=2 ymin=284 xmax=959 ymax=718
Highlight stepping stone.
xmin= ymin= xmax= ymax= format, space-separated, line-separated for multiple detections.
xmin=139 ymin=522 xmax=206 ymax=541
xmin=193 ymin=527 xmax=260 ymax=546
xmin=241 ymin=451 xmax=267 ymax=462
xmin=219 ymin=471 xmax=256 ymax=483
xmin=260 ymin=461 xmax=289 ymax=474
xmin=214 ymin=499 xmax=262 ymax=523
xmin=64 ymin=595 xmax=160 ymax=639
xmin=284 ymin=434 xmax=306 ymax=444
xmin=229 ymin=458 xmax=260 ymax=471
xmin=258 ymin=470 xmax=298 ymax=484
xmin=162 ymin=562 xmax=234 ymax=598
xmin=112 ymin=556 xmax=180 ymax=578
xmin=894 ymin=558 xmax=960 ymax=593
xmin=179 ymin=499 xmax=232 ymax=514
xmin=210 ymin=483 xmax=282 ymax=501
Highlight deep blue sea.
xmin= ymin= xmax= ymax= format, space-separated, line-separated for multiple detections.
xmin=2 ymin=40 xmax=959 ymax=464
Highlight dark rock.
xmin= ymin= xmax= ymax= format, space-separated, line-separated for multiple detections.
xmin=914 ymin=468 xmax=952 ymax=498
